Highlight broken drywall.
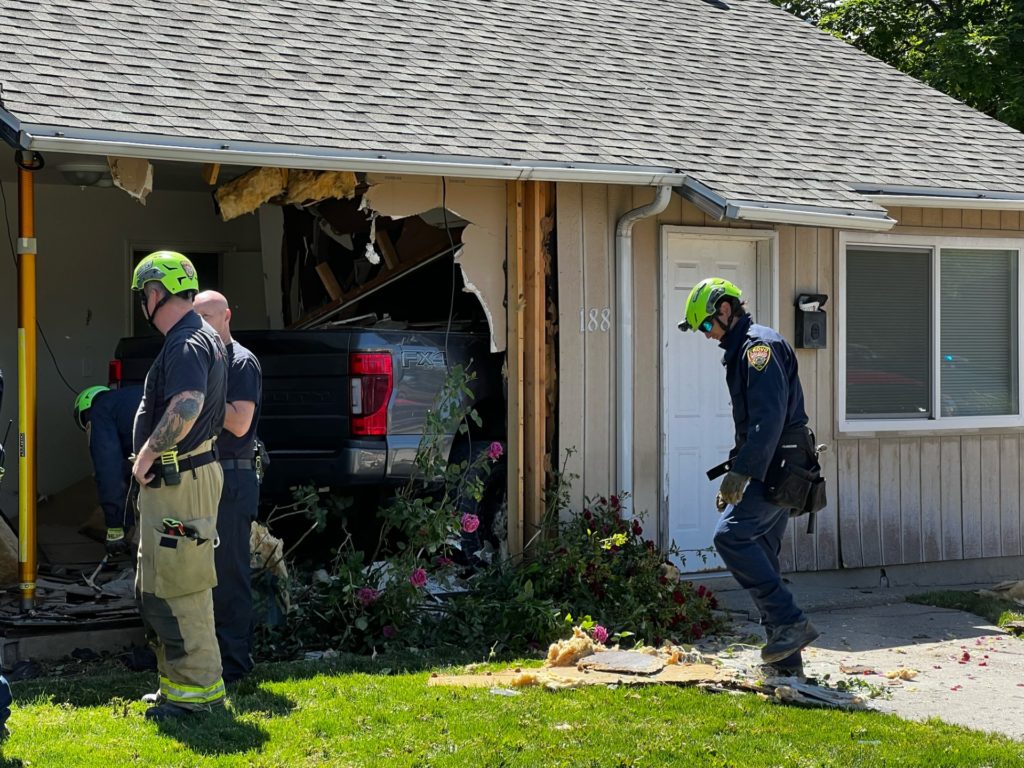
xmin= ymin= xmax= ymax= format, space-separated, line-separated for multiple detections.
xmin=107 ymin=157 xmax=153 ymax=204
xmin=364 ymin=175 xmax=507 ymax=353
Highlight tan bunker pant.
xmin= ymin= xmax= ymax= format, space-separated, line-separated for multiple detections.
xmin=135 ymin=439 xmax=225 ymax=709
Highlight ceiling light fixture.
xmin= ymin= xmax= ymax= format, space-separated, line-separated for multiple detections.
xmin=58 ymin=162 xmax=113 ymax=188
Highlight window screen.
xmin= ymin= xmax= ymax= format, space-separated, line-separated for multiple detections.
xmin=846 ymin=247 xmax=931 ymax=418
xmin=940 ymin=249 xmax=1018 ymax=417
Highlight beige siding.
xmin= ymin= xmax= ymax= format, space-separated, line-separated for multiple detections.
xmin=556 ymin=188 xmax=1024 ymax=570
xmin=835 ymin=208 xmax=1024 ymax=568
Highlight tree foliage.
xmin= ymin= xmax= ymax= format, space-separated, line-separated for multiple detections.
xmin=772 ymin=0 xmax=1024 ymax=132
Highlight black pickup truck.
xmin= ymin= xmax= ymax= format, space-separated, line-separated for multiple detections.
xmin=112 ymin=326 xmax=505 ymax=505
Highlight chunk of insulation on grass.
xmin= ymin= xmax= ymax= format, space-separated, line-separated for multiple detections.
xmin=545 ymin=627 xmax=596 ymax=667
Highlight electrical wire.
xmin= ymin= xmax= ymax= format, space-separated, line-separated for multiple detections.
xmin=0 ymin=176 xmax=79 ymax=395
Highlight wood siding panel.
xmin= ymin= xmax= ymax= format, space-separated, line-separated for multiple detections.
xmin=581 ymin=184 xmax=612 ymax=500
xmin=962 ymin=209 xmax=982 ymax=229
xmin=879 ymin=440 xmax=902 ymax=564
xmin=858 ymin=440 xmax=882 ymax=566
xmin=838 ymin=440 xmax=862 ymax=567
xmin=1001 ymin=210 xmax=1021 ymax=230
xmin=794 ymin=226 xmax=818 ymax=571
xmin=921 ymin=208 xmax=943 ymax=228
xmin=980 ymin=436 xmax=1001 ymax=558
xmin=899 ymin=439 xmax=923 ymax=563
xmin=941 ymin=437 xmax=963 ymax=559
xmin=961 ymin=436 xmax=982 ymax=559
xmin=777 ymin=225 xmax=797 ymax=573
xmin=982 ymin=209 xmax=1002 ymax=229
xmin=941 ymin=209 xmax=963 ymax=229
xmin=814 ymin=228 xmax=838 ymax=569
xmin=1001 ymin=436 xmax=1021 ymax=557
xmin=555 ymin=183 xmax=586 ymax=514
xmin=919 ymin=437 xmax=942 ymax=562
xmin=900 ymin=207 xmax=923 ymax=226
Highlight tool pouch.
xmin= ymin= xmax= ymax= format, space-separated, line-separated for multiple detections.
xmin=764 ymin=427 xmax=827 ymax=518
xmin=152 ymin=516 xmax=218 ymax=599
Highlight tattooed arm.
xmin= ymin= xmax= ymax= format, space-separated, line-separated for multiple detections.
xmin=132 ymin=390 xmax=205 ymax=485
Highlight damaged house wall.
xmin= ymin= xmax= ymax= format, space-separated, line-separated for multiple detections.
xmin=0 ymin=179 xmax=263 ymax=509
xmin=364 ymin=175 xmax=507 ymax=353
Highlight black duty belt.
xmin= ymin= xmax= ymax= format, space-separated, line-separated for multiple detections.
xmin=220 ymin=458 xmax=255 ymax=471
xmin=176 ymin=450 xmax=219 ymax=473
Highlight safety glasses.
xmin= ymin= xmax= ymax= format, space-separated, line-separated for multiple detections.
xmin=698 ymin=317 xmax=715 ymax=333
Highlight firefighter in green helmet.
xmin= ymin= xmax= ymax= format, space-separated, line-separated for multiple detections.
xmin=129 ymin=250 xmax=229 ymax=720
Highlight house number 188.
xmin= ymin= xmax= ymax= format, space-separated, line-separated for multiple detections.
xmin=580 ymin=307 xmax=612 ymax=333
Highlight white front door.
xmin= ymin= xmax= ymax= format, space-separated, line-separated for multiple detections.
xmin=661 ymin=231 xmax=763 ymax=572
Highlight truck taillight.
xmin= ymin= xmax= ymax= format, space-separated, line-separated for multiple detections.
xmin=108 ymin=359 xmax=123 ymax=389
xmin=350 ymin=352 xmax=393 ymax=436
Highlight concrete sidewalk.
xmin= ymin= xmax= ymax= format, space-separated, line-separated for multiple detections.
xmin=703 ymin=578 xmax=1024 ymax=740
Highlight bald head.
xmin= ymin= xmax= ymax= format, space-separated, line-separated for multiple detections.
xmin=193 ymin=290 xmax=232 ymax=344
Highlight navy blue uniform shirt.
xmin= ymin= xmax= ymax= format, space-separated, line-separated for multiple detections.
xmin=133 ymin=311 xmax=227 ymax=455
xmin=720 ymin=313 xmax=808 ymax=481
xmin=88 ymin=385 xmax=142 ymax=522
xmin=217 ymin=341 xmax=262 ymax=460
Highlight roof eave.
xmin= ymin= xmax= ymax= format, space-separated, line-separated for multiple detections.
xmin=8 ymin=122 xmax=687 ymax=186
xmin=677 ymin=177 xmax=896 ymax=232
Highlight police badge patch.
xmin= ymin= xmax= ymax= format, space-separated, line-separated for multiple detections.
xmin=747 ymin=344 xmax=771 ymax=371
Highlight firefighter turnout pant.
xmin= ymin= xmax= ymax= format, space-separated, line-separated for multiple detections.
xmin=135 ymin=439 xmax=226 ymax=710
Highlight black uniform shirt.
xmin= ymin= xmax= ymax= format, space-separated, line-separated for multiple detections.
xmin=216 ymin=341 xmax=262 ymax=460
xmin=133 ymin=311 xmax=227 ymax=455
xmin=720 ymin=313 xmax=808 ymax=481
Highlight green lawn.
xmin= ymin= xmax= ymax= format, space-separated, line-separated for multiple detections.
xmin=3 ymin=656 xmax=1022 ymax=767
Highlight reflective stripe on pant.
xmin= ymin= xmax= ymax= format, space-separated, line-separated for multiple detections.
xmin=213 ymin=467 xmax=259 ymax=683
xmin=135 ymin=439 xmax=225 ymax=709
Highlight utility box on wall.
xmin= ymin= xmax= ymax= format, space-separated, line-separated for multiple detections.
xmin=794 ymin=293 xmax=828 ymax=349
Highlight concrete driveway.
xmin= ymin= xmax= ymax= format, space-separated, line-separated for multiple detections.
xmin=706 ymin=582 xmax=1024 ymax=740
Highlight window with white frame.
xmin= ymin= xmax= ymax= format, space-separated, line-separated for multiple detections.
xmin=840 ymin=234 xmax=1022 ymax=430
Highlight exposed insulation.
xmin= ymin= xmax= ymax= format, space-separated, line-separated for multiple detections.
xmin=215 ymin=167 xmax=288 ymax=221
xmin=284 ymin=170 xmax=357 ymax=206
xmin=545 ymin=626 xmax=597 ymax=667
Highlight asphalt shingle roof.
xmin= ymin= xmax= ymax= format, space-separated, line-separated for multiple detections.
xmin=3 ymin=0 xmax=1024 ymax=213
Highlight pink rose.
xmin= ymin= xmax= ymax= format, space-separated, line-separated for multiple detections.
xmin=382 ymin=625 xmax=397 ymax=639
xmin=461 ymin=513 xmax=480 ymax=534
xmin=435 ymin=556 xmax=454 ymax=567
xmin=356 ymin=587 xmax=379 ymax=606
xmin=409 ymin=567 xmax=428 ymax=588
xmin=487 ymin=441 xmax=504 ymax=461
xmin=592 ymin=625 xmax=609 ymax=644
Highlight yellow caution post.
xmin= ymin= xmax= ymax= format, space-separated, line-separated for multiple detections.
xmin=16 ymin=151 xmax=41 ymax=610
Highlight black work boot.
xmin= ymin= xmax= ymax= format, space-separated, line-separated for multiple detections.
xmin=761 ymin=619 xmax=820 ymax=664
xmin=756 ymin=661 xmax=806 ymax=682
xmin=144 ymin=702 xmax=193 ymax=721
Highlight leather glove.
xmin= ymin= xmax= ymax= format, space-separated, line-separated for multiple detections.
xmin=718 ymin=471 xmax=750 ymax=506
xmin=715 ymin=492 xmax=728 ymax=513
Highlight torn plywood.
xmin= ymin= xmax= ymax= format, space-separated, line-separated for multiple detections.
xmin=284 ymin=170 xmax=357 ymax=206
xmin=107 ymin=157 xmax=153 ymax=204
xmin=365 ymin=175 xmax=507 ymax=352
xmin=216 ymin=167 xmax=289 ymax=221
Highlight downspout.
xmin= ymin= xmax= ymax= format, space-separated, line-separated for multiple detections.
xmin=615 ymin=186 xmax=672 ymax=517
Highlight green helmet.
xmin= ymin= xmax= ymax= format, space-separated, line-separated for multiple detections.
xmin=73 ymin=385 xmax=109 ymax=430
xmin=131 ymin=250 xmax=199 ymax=295
xmin=678 ymin=277 xmax=742 ymax=332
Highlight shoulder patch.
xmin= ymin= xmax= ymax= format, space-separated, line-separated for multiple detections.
xmin=746 ymin=344 xmax=772 ymax=371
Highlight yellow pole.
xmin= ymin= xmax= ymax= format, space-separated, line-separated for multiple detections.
xmin=17 ymin=159 xmax=38 ymax=610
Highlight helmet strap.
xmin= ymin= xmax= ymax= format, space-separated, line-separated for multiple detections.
xmin=142 ymin=288 xmax=172 ymax=329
